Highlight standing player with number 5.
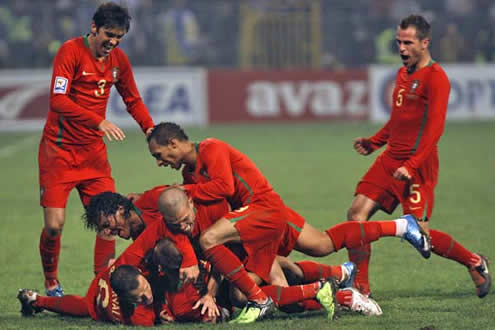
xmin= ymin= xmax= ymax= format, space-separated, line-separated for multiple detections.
xmin=347 ymin=15 xmax=490 ymax=298
xmin=38 ymin=2 xmax=154 ymax=297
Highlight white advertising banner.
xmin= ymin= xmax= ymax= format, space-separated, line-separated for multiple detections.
xmin=370 ymin=64 xmax=495 ymax=122
xmin=0 ymin=68 xmax=207 ymax=131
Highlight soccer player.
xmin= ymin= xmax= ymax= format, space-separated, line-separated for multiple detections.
xmin=17 ymin=235 xmax=188 ymax=325
xmin=346 ymin=15 xmax=491 ymax=297
xmin=38 ymin=2 xmax=155 ymax=297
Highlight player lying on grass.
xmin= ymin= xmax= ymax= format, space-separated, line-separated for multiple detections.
xmin=17 ymin=236 xmax=195 ymax=325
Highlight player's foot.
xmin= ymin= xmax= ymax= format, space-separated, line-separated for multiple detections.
xmin=316 ymin=277 xmax=338 ymax=320
xmin=17 ymin=289 xmax=43 ymax=316
xmin=469 ymin=254 xmax=491 ymax=298
xmin=45 ymin=281 xmax=64 ymax=297
xmin=229 ymin=297 xmax=275 ymax=324
xmin=401 ymin=214 xmax=431 ymax=259
xmin=339 ymin=261 xmax=356 ymax=288
xmin=339 ymin=288 xmax=382 ymax=316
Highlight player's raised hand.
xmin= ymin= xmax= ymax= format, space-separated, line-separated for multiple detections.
xmin=98 ymin=119 xmax=126 ymax=141
xmin=353 ymin=137 xmax=373 ymax=155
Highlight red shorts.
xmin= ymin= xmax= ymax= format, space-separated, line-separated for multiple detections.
xmin=38 ymin=137 xmax=115 ymax=207
xmin=277 ymin=207 xmax=305 ymax=257
xmin=224 ymin=203 xmax=286 ymax=283
xmin=356 ymin=152 xmax=438 ymax=219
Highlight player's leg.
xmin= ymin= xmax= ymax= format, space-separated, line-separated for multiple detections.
xmin=199 ymin=218 xmax=270 ymax=305
xmin=403 ymin=180 xmax=491 ymax=298
xmin=17 ymin=289 xmax=89 ymax=317
xmin=346 ymin=193 xmax=381 ymax=296
xmin=40 ymin=202 xmax=70 ymax=297
xmin=78 ymin=176 xmax=116 ymax=275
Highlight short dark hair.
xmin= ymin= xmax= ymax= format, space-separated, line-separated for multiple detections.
xmin=152 ymin=238 xmax=183 ymax=271
xmin=147 ymin=122 xmax=189 ymax=146
xmin=93 ymin=2 xmax=131 ymax=32
xmin=110 ymin=265 xmax=140 ymax=303
xmin=83 ymin=191 xmax=133 ymax=231
xmin=399 ymin=15 xmax=431 ymax=40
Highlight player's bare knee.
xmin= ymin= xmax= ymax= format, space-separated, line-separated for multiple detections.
xmin=199 ymin=230 xmax=219 ymax=250
xmin=347 ymin=206 xmax=366 ymax=221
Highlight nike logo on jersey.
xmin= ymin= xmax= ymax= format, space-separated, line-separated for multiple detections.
xmin=82 ymin=71 xmax=96 ymax=76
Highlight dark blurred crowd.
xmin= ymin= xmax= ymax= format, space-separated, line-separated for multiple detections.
xmin=1 ymin=0 xmax=495 ymax=69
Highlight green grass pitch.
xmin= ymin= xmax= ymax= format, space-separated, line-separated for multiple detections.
xmin=1 ymin=121 xmax=494 ymax=329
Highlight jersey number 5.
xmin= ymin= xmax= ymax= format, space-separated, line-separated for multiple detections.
xmin=396 ymin=88 xmax=405 ymax=107
xmin=95 ymin=79 xmax=106 ymax=97
xmin=409 ymin=184 xmax=421 ymax=204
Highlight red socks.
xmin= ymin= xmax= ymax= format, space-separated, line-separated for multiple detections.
xmin=39 ymin=228 xmax=61 ymax=288
xmin=94 ymin=235 xmax=116 ymax=275
xmin=203 ymin=245 xmax=267 ymax=303
xmin=262 ymin=282 xmax=321 ymax=307
xmin=295 ymin=261 xmax=342 ymax=282
xmin=325 ymin=221 xmax=382 ymax=251
xmin=35 ymin=295 xmax=89 ymax=316
xmin=430 ymin=229 xmax=480 ymax=268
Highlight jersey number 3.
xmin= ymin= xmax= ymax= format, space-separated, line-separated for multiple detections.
xmin=95 ymin=79 xmax=107 ymax=97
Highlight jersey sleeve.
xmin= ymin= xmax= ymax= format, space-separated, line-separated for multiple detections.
xmin=135 ymin=185 xmax=169 ymax=211
xmin=368 ymin=119 xmax=390 ymax=150
xmin=50 ymin=42 xmax=103 ymax=128
xmin=115 ymin=51 xmax=155 ymax=133
xmin=403 ymin=70 xmax=450 ymax=172
xmin=184 ymin=142 xmax=235 ymax=203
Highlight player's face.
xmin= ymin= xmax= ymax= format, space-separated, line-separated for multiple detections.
xmin=165 ymin=198 xmax=196 ymax=235
xmin=99 ymin=206 xmax=132 ymax=239
xmin=149 ymin=139 xmax=184 ymax=170
xmin=129 ymin=274 xmax=153 ymax=306
xmin=90 ymin=23 xmax=126 ymax=58
xmin=396 ymin=26 xmax=429 ymax=68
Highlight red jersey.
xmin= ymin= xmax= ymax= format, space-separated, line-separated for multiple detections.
xmin=43 ymin=35 xmax=154 ymax=146
xmin=368 ymin=61 xmax=450 ymax=174
xmin=182 ymin=138 xmax=282 ymax=209
xmin=86 ymin=219 xmax=199 ymax=325
xmin=86 ymin=260 xmax=155 ymax=325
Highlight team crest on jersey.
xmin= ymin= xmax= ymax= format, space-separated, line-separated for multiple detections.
xmin=410 ymin=80 xmax=420 ymax=94
xmin=53 ymin=76 xmax=68 ymax=94
xmin=112 ymin=67 xmax=120 ymax=82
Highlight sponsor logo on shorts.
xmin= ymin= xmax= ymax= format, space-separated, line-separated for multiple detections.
xmin=53 ymin=76 xmax=68 ymax=94
xmin=40 ymin=186 xmax=45 ymax=200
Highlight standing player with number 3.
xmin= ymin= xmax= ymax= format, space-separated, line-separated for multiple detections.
xmin=346 ymin=15 xmax=490 ymax=298
xmin=38 ymin=2 xmax=154 ymax=297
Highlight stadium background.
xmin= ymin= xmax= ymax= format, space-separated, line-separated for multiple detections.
xmin=1 ymin=0 xmax=494 ymax=329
